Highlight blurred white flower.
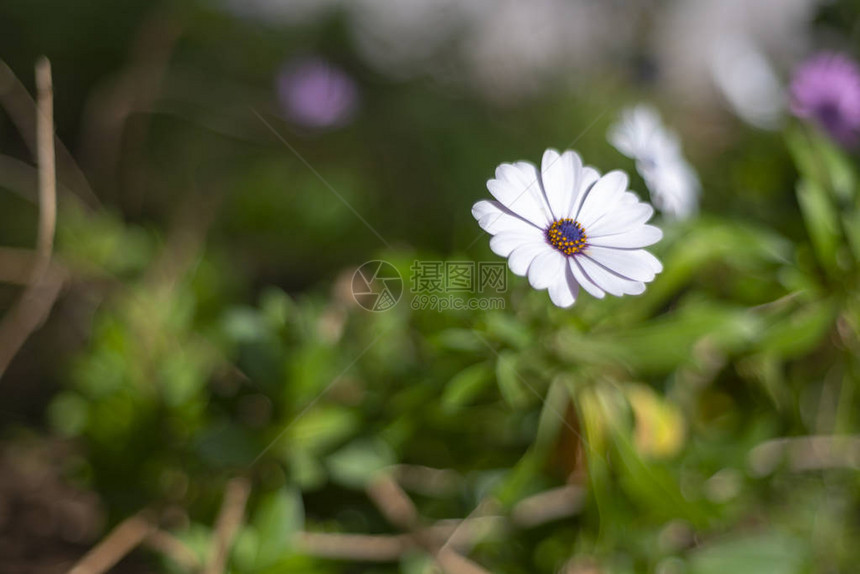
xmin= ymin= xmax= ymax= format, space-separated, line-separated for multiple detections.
xmin=711 ymin=36 xmax=786 ymax=130
xmin=608 ymin=106 xmax=700 ymax=220
xmin=465 ymin=0 xmax=629 ymax=102
xmin=227 ymin=0 xmax=633 ymax=101
xmin=346 ymin=0 xmax=482 ymax=79
xmin=473 ymin=149 xmax=663 ymax=308
xmin=653 ymin=0 xmax=815 ymax=105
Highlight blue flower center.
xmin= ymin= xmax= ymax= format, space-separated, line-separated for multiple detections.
xmin=816 ymin=102 xmax=842 ymax=128
xmin=546 ymin=218 xmax=587 ymax=256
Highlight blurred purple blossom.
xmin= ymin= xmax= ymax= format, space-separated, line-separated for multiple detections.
xmin=277 ymin=58 xmax=358 ymax=129
xmin=790 ymin=52 xmax=860 ymax=146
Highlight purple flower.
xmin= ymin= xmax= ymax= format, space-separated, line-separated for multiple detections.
xmin=277 ymin=58 xmax=358 ymax=129
xmin=790 ymin=52 xmax=860 ymax=146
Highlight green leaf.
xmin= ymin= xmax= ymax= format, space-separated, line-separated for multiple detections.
xmin=534 ymin=378 xmax=571 ymax=450
xmin=817 ymin=135 xmax=856 ymax=203
xmin=286 ymin=407 xmax=358 ymax=455
xmin=495 ymin=449 xmax=544 ymax=507
xmin=613 ymin=426 xmax=711 ymax=527
xmin=797 ymin=179 xmax=840 ymax=272
xmin=841 ymin=208 xmax=860 ymax=264
xmin=441 ymin=362 xmax=493 ymax=413
xmin=287 ymin=450 xmax=327 ymax=490
xmin=431 ymin=329 xmax=486 ymax=353
xmin=326 ymin=438 xmax=394 ymax=489
xmin=495 ymin=351 xmax=530 ymax=409
xmin=252 ymin=487 xmax=305 ymax=569
xmin=689 ymin=532 xmax=811 ymax=574
xmin=485 ymin=313 xmax=532 ymax=350
xmin=598 ymin=301 xmax=762 ymax=374
xmin=786 ymin=126 xmax=856 ymax=203
xmin=632 ymin=218 xmax=790 ymax=316
xmin=222 ymin=307 xmax=269 ymax=344
xmin=758 ymin=300 xmax=836 ymax=358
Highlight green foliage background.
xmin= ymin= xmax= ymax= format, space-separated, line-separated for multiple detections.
xmin=1 ymin=1 xmax=859 ymax=573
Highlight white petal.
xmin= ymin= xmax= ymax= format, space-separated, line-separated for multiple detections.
xmin=586 ymin=202 xmax=654 ymax=238
xmin=577 ymin=255 xmax=646 ymax=296
xmin=644 ymin=159 xmax=700 ymax=220
xmin=508 ymin=242 xmax=550 ymax=276
xmin=569 ymin=257 xmax=605 ymax=299
xmin=584 ymin=246 xmax=662 ymax=282
xmin=608 ymin=105 xmax=664 ymax=161
xmin=541 ymin=149 xmax=581 ymax=220
xmin=587 ymin=225 xmax=663 ymax=248
xmin=496 ymin=161 xmax=534 ymax=188
xmin=581 ymin=167 xmax=601 ymax=188
xmin=639 ymin=250 xmax=663 ymax=273
xmin=527 ymin=250 xmax=565 ymax=290
xmin=472 ymin=200 xmax=540 ymax=235
xmin=490 ymin=229 xmax=543 ymax=257
xmin=575 ymin=170 xmax=628 ymax=229
xmin=547 ymin=267 xmax=579 ymax=308
xmin=619 ymin=191 xmax=641 ymax=205
xmin=488 ymin=162 xmax=553 ymax=228
xmin=567 ymin=166 xmax=600 ymax=219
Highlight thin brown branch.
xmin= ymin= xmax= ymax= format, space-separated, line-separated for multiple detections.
xmin=424 ymin=517 xmax=506 ymax=552
xmin=294 ymin=517 xmax=505 ymax=565
xmin=144 ymin=529 xmax=201 ymax=571
xmin=367 ymin=472 xmax=495 ymax=574
xmin=67 ymin=513 xmax=155 ymax=574
xmin=435 ymin=547 xmax=492 ymax=574
xmin=510 ymin=485 xmax=586 ymax=528
xmin=439 ymin=498 xmax=499 ymax=554
xmin=0 ymin=247 xmax=43 ymax=284
xmin=392 ymin=464 xmax=462 ymax=498
xmin=0 ymin=58 xmax=64 ymax=379
xmin=204 ymin=476 xmax=251 ymax=574
xmin=296 ymin=532 xmax=413 ymax=562
xmin=367 ymin=473 xmax=420 ymax=531
xmin=295 ymin=484 xmax=583 ymax=571
xmin=749 ymin=435 xmax=860 ymax=476
xmin=33 ymin=57 xmax=56 ymax=281
xmin=431 ymin=498 xmax=499 ymax=574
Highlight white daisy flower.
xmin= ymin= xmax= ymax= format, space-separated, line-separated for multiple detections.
xmin=608 ymin=105 xmax=700 ymax=220
xmin=472 ymin=149 xmax=663 ymax=309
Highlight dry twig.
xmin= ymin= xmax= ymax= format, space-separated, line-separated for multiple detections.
xmin=32 ymin=58 xmax=56 ymax=281
xmin=298 ymin=471 xmax=586 ymax=572
xmin=510 ymin=485 xmax=585 ymax=528
xmin=367 ymin=473 xmax=420 ymax=531
xmin=67 ymin=513 xmax=155 ymax=574
xmin=0 ymin=247 xmax=48 ymax=285
xmin=296 ymin=532 xmax=413 ymax=562
xmin=144 ymin=529 xmax=201 ymax=571
xmin=0 ymin=58 xmax=65 ymax=379
xmin=367 ymin=471 xmax=494 ymax=574
xmin=204 ymin=476 xmax=251 ymax=574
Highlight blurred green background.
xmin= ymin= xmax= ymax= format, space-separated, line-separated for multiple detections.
xmin=1 ymin=1 xmax=859 ymax=573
